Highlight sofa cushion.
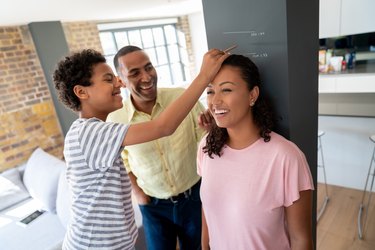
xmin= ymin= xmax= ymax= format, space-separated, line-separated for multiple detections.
xmin=0 ymin=168 xmax=30 ymax=211
xmin=23 ymin=148 xmax=65 ymax=213
xmin=56 ymin=168 xmax=71 ymax=229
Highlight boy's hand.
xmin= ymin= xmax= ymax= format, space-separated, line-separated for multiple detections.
xmin=199 ymin=48 xmax=230 ymax=84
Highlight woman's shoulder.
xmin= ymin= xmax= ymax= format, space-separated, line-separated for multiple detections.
xmin=268 ymin=132 xmax=303 ymax=154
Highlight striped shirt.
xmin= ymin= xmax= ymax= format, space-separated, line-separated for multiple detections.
xmin=62 ymin=118 xmax=137 ymax=250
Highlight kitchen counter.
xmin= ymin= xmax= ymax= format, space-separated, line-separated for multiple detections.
xmin=319 ymin=63 xmax=375 ymax=93
xmin=320 ymin=63 xmax=375 ymax=77
xmin=319 ymin=63 xmax=375 ymax=117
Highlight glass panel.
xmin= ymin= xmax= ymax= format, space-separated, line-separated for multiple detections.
xmin=105 ymin=55 xmax=116 ymax=73
xmin=155 ymin=65 xmax=172 ymax=86
xmin=114 ymin=32 xmax=129 ymax=49
xmin=128 ymin=30 xmax=142 ymax=47
xmin=177 ymin=30 xmax=186 ymax=48
xmin=171 ymin=63 xmax=184 ymax=84
xmin=99 ymin=32 xmax=117 ymax=55
xmin=156 ymin=46 xmax=168 ymax=65
xmin=144 ymin=48 xmax=157 ymax=66
xmin=152 ymin=27 xmax=165 ymax=46
xmin=120 ymin=88 xmax=130 ymax=100
xmin=141 ymin=29 xmax=154 ymax=48
xmin=168 ymin=44 xmax=180 ymax=63
xmin=184 ymin=66 xmax=191 ymax=83
xmin=164 ymin=25 xmax=177 ymax=44
xmin=179 ymin=47 xmax=189 ymax=64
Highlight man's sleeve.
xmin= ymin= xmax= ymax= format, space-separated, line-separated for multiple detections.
xmin=121 ymin=149 xmax=132 ymax=173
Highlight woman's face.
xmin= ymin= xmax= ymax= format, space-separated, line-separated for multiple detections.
xmin=206 ymin=65 xmax=257 ymax=129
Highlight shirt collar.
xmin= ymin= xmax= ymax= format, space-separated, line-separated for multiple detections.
xmin=126 ymin=90 xmax=165 ymax=120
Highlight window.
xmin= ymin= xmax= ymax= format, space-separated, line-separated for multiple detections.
xmin=98 ymin=19 xmax=190 ymax=87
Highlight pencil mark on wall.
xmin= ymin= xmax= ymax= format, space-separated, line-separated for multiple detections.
xmin=245 ymin=52 xmax=268 ymax=58
xmin=223 ymin=31 xmax=265 ymax=37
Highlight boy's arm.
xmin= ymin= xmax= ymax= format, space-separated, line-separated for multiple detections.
xmin=122 ymin=49 xmax=229 ymax=147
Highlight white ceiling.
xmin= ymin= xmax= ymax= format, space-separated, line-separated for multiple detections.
xmin=0 ymin=0 xmax=202 ymax=26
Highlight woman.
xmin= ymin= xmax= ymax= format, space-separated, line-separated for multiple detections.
xmin=197 ymin=54 xmax=314 ymax=250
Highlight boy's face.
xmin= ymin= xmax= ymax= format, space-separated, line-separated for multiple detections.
xmin=118 ymin=50 xmax=158 ymax=106
xmin=82 ymin=63 xmax=123 ymax=118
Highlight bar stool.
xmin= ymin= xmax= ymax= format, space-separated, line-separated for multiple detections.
xmin=317 ymin=130 xmax=329 ymax=221
xmin=358 ymin=135 xmax=375 ymax=239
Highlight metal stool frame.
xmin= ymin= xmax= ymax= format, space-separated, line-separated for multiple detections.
xmin=317 ymin=130 xmax=329 ymax=222
xmin=358 ymin=135 xmax=375 ymax=239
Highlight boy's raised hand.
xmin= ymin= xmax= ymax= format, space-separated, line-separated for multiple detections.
xmin=198 ymin=48 xmax=230 ymax=84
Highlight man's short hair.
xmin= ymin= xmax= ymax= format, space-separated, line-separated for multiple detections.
xmin=113 ymin=45 xmax=142 ymax=75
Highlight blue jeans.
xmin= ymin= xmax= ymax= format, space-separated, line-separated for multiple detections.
xmin=139 ymin=181 xmax=202 ymax=250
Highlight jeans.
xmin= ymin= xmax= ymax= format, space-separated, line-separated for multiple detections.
xmin=139 ymin=181 xmax=202 ymax=250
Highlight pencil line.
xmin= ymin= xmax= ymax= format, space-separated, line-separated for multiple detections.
xmin=223 ymin=31 xmax=256 ymax=34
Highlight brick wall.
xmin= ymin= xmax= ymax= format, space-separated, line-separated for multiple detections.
xmin=0 ymin=22 xmax=103 ymax=172
xmin=176 ymin=16 xmax=196 ymax=80
xmin=63 ymin=22 xmax=104 ymax=53
xmin=0 ymin=26 xmax=64 ymax=171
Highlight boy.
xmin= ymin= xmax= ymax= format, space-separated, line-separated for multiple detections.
xmin=53 ymin=49 xmax=228 ymax=250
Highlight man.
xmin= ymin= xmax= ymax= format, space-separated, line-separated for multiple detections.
xmin=107 ymin=45 xmax=205 ymax=250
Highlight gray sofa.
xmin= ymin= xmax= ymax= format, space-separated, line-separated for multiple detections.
xmin=0 ymin=147 xmax=145 ymax=250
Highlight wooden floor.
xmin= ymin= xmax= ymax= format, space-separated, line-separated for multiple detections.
xmin=317 ymin=183 xmax=375 ymax=250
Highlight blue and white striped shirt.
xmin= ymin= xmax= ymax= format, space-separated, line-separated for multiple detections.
xmin=62 ymin=118 xmax=137 ymax=250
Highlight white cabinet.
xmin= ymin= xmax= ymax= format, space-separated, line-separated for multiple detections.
xmin=319 ymin=74 xmax=375 ymax=93
xmin=319 ymin=74 xmax=375 ymax=117
xmin=319 ymin=76 xmax=336 ymax=93
xmin=319 ymin=0 xmax=375 ymax=38
xmin=336 ymin=75 xmax=375 ymax=93
xmin=319 ymin=0 xmax=341 ymax=38
xmin=341 ymin=0 xmax=375 ymax=36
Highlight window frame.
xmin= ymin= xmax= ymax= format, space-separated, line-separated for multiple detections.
xmin=98 ymin=19 xmax=190 ymax=87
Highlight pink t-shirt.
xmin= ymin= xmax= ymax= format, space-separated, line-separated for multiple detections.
xmin=197 ymin=132 xmax=314 ymax=250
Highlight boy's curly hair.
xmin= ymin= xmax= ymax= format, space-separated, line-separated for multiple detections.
xmin=53 ymin=49 xmax=106 ymax=112
xmin=203 ymin=54 xmax=276 ymax=158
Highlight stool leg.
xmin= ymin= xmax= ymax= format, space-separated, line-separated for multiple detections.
xmin=317 ymin=135 xmax=329 ymax=222
xmin=358 ymin=145 xmax=375 ymax=239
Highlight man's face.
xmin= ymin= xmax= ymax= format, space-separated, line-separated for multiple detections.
xmin=118 ymin=50 xmax=158 ymax=105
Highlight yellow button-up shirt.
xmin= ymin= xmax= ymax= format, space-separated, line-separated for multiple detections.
xmin=107 ymin=88 xmax=205 ymax=199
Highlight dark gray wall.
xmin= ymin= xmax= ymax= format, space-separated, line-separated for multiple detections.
xmin=28 ymin=21 xmax=77 ymax=136
xmin=202 ymin=0 xmax=319 ymax=246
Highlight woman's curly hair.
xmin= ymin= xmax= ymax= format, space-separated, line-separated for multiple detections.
xmin=203 ymin=54 xmax=276 ymax=158
xmin=53 ymin=49 xmax=106 ymax=112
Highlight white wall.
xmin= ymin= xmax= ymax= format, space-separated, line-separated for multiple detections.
xmin=188 ymin=11 xmax=208 ymax=76
xmin=188 ymin=11 xmax=208 ymax=106
xmin=318 ymin=115 xmax=375 ymax=190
